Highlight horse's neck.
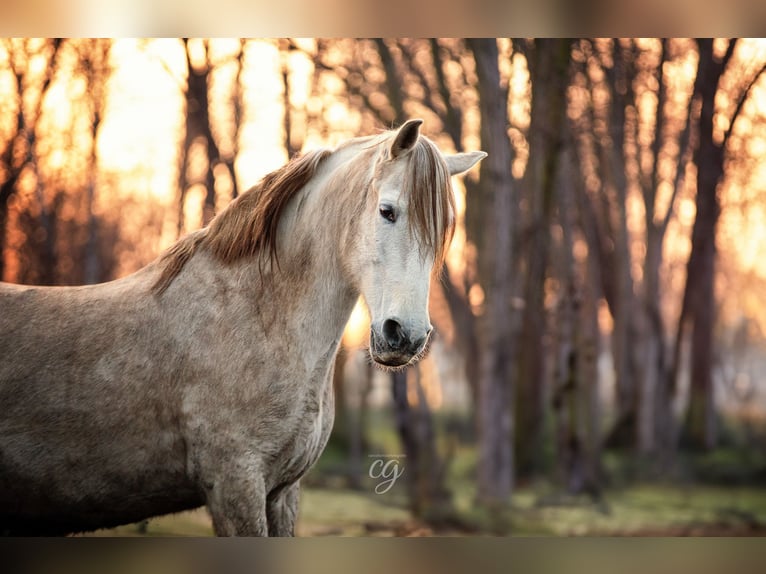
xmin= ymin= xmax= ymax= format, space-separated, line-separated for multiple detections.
xmin=167 ymin=247 xmax=356 ymax=369
xmin=266 ymin=145 xmax=368 ymax=344
xmin=213 ymin=146 xmax=366 ymax=353
xmin=178 ymin=147 xmax=365 ymax=359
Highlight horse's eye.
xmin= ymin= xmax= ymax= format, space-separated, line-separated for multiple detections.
xmin=379 ymin=205 xmax=396 ymax=223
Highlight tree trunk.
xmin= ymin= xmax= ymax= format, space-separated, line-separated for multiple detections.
xmin=1 ymin=39 xmax=62 ymax=283
xmin=438 ymin=263 xmax=480 ymax=411
xmin=329 ymin=346 xmax=349 ymax=450
xmin=391 ymin=368 xmax=453 ymax=523
xmin=467 ymin=38 xmax=517 ymax=508
xmin=568 ymin=139 xmax=607 ymax=490
xmin=83 ymin=40 xmax=110 ymax=285
xmin=178 ymin=39 xmax=219 ymax=232
xmin=0 ymin=185 xmax=10 ymax=282
xmin=598 ymin=40 xmax=641 ymax=451
xmin=552 ymin=146 xmax=603 ymax=497
xmin=515 ymin=38 xmax=570 ymax=478
xmin=638 ymin=39 xmax=669 ymax=456
xmin=638 ymin=228 xmax=665 ymax=454
xmin=681 ymin=39 xmax=726 ymax=451
xmin=348 ymin=358 xmax=373 ymax=490
xmin=281 ymin=53 xmax=298 ymax=158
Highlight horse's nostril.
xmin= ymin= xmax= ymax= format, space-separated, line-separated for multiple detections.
xmin=382 ymin=318 xmax=407 ymax=350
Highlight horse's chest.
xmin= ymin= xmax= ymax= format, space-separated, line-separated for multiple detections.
xmin=271 ymin=371 xmax=334 ymax=487
xmin=276 ymin=401 xmax=332 ymax=486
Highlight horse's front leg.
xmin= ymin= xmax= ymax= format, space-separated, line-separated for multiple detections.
xmin=266 ymin=481 xmax=301 ymax=537
xmin=203 ymin=459 xmax=268 ymax=536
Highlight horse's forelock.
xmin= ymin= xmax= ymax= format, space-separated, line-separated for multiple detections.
xmin=403 ymin=138 xmax=455 ymax=271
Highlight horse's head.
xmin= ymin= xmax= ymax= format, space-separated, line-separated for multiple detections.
xmin=356 ymin=119 xmax=486 ymax=368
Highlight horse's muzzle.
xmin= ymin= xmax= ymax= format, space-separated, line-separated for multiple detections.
xmin=369 ymin=319 xmax=432 ymax=367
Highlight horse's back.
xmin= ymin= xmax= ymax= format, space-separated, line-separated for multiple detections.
xmin=0 ymin=279 xmax=201 ymax=535
xmin=0 ymin=280 xmax=142 ymax=404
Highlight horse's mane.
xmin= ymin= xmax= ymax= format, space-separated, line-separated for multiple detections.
xmin=152 ymin=148 xmax=331 ymax=294
xmin=152 ymin=127 xmax=455 ymax=295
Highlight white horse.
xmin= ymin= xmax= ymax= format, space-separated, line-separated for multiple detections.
xmin=0 ymin=119 xmax=485 ymax=536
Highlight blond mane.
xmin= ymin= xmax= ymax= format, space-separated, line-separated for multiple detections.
xmin=153 ymin=148 xmax=330 ymax=294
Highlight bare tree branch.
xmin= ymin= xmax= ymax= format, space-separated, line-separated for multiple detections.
xmin=430 ymin=38 xmax=464 ymax=151
xmin=299 ymin=39 xmax=393 ymax=128
xmin=372 ymin=38 xmax=406 ymax=124
xmin=397 ymin=40 xmax=441 ymax=119
xmin=648 ymin=38 xmax=668 ymax=219
xmin=722 ymin=38 xmax=738 ymax=68
xmin=724 ymin=61 xmax=766 ymax=146
xmin=138 ymin=38 xmax=187 ymax=94
xmin=660 ymin=72 xmax=698 ymax=238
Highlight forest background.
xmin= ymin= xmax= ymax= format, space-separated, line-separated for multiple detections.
xmin=2 ymin=38 xmax=766 ymax=535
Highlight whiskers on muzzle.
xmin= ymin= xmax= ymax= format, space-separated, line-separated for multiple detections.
xmin=364 ymin=331 xmax=434 ymax=373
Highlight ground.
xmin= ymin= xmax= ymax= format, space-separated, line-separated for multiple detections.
xmin=81 ymin=483 xmax=766 ymax=537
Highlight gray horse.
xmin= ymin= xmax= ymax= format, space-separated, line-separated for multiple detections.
xmin=0 ymin=120 xmax=485 ymax=536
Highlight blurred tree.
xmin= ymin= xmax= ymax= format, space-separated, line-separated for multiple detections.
xmin=78 ymin=39 xmax=112 ymax=284
xmin=391 ymin=368 xmax=454 ymax=522
xmin=584 ymin=39 xmax=646 ymax=451
xmin=565 ymin=38 xmax=766 ymax=459
xmin=467 ymin=38 xmax=517 ymax=511
xmin=177 ymin=38 xmax=242 ymax=231
xmin=514 ymin=38 xmax=572 ymax=478
xmin=278 ymin=39 xmax=301 ymax=157
xmin=678 ymin=39 xmax=766 ymax=450
xmin=178 ymin=38 xmax=215 ymax=228
xmin=569 ymin=39 xmax=699 ymax=457
xmin=1 ymin=39 xmax=122 ymax=286
xmin=555 ymin=146 xmax=605 ymax=496
xmin=0 ymin=38 xmax=62 ymax=282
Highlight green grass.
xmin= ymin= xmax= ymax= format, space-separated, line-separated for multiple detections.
xmin=505 ymin=484 xmax=766 ymax=536
xmin=438 ymin=443 xmax=766 ymax=536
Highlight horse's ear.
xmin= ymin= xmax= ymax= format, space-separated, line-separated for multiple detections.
xmin=445 ymin=151 xmax=487 ymax=176
xmin=390 ymin=119 xmax=423 ymax=158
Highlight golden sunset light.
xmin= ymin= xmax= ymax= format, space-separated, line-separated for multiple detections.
xmin=3 ymin=38 xmax=766 ymax=540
